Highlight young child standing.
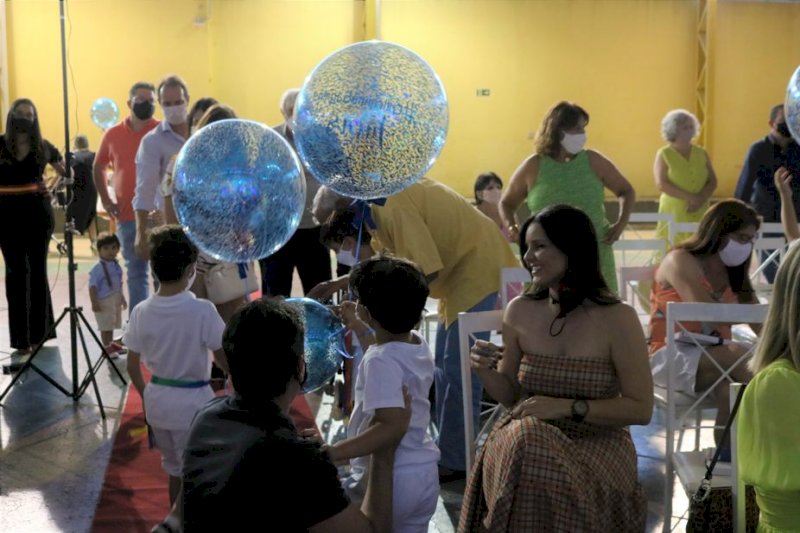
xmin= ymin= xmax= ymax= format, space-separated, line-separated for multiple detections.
xmin=88 ymin=232 xmax=126 ymax=354
xmin=329 ymin=256 xmax=440 ymax=533
xmin=125 ymin=225 xmax=229 ymax=533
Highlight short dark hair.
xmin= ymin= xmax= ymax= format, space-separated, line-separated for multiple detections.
xmin=148 ymin=225 xmax=198 ymax=283
xmin=770 ymin=103 xmax=785 ymax=123
xmin=319 ymin=209 xmax=372 ymax=247
xmin=534 ymin=101 xmax=590 ymax=158
xmin=96 ymin=232 xmax=120 ymax=250
xmin=349 ymin=256 xmax=429 ymax=334
xmin=129 ymin=81 xmax=156 ymax=100
xmin=223 ymin=299 xmax=304 ymax=399
xmin=520 ymin=205 xmax=618 ymax=316
xmin=157 ymin=75 xmax=189 ymax=102
xmin=474 ymin=171 xmax=503 ymax=204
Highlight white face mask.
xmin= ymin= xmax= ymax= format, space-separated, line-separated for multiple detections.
xmin=480 ymin=189 xmax=502 ymax=205
xmin=336 ymin=247 xmax=358 ymax=267
xmin=561 ymin=132 xmax=587 ymax=155
xmin=163 ymin=103 xmax=188 ymax=126
xmin=719 ymin=239 xmax=753 ymax=267
xmin=185 ymin=265 xmax=197 ymax=291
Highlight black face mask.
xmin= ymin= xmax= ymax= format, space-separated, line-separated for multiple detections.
xmin=10 ymin=117 xmax=34 ymax=134
xmin=132 ymin=101 xmax=155 ymax=121
xmin=777 ymin=121 xmax=792 ymax=138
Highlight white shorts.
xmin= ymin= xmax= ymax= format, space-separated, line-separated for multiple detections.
xmin=94 ymin=292 xmax=122 ymax=331
xmin=149 ymin=427 xmax=191 ymax=477
xmin=650 ymin=344 xmax=704 ymax=394
xmin=343 ymin=462 xmax=439 ymax=533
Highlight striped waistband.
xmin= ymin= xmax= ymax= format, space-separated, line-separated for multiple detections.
xmin=0 ymin=183 xmax=47 ymax=195
xmin=150 ymin=375 xmax=210 ymax=388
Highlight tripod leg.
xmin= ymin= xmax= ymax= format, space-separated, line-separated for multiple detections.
xmin=76 ymin=309 xmax=127 ymax=384
xmin=74 ymin=320 xmax=106 ymax=419
xmin=0 ymin=308 xmax=72 ymax=403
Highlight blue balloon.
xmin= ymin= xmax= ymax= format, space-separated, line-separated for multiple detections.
xmin=786 ymin=66 xmax=800 ymax=143
xmin=286 ymin=297 xmax=347 ymax=393
xmin=294 ymin=40 xmax=449 ymax=200
xmin=173 ymin=119 xmax=305 ymax=263
xmin=90 ymin=97 xmax=119 ymax=129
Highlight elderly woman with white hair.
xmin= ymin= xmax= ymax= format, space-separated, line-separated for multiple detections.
xmin=654 ymin=109 xmax=718 ymax=242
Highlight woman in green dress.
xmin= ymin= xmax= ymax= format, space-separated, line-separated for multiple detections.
xmin=500 ymin=101 xmax=635 ymax=293
xmin=653 ymin=109 xmax=718 ymax=243
xmin=738 ymin=242 xmax=800 ymax=533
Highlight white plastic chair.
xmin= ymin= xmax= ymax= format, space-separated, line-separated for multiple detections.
xmin=500 ymin=267 xmax=530 ymax=309
xmin=458 ymin=309 xmax=504 ymax=474
xmin=613 ymin=238 xmax=668 ymax=268
xmin=668 ymin=221 xmax=700 ymax=247
xmin=617 ymin=265 xmax=656 ymax=322
xmin=661 ymin=302 xmax=767 ymax=532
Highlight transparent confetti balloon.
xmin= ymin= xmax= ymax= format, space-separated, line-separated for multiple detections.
xmin=286 ymin=298 xmax=347 ymax=393
xmin=294 ymin=40 xmax=449 ymax=200
xmin=90 ymin=98 xmax=119 ymax=130
xmin=173 ymin=119 xmax=305 ymax=263
xmin=786 ymin=66 xmax=800 ymax=143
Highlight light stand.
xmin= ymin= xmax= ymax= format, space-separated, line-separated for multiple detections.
xmin=0 ymin=0 xmax=125 ymax=418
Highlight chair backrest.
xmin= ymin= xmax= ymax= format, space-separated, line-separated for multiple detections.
xmin=500 ymin=267 xmax=530 ymax=309
xmin=618 ymin=265 xmax=656 ymax=310
xmin=730 ymin=382 xmax=746 ymax=533
xmin=664 ymin=302 xmax=767 ymax=429
xmin=458 ymin=309 xmax=504 ymax=474
xmin=668 ymin=221 xmax=700 ymax=246
xmin=758 ymin=222 xmax=785 ymax=237
xmin=751 ymin=237 xmax=789 ymax=283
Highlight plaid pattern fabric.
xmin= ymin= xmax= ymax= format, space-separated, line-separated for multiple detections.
xmin=459 ymin=353 xmax=647 ymax=532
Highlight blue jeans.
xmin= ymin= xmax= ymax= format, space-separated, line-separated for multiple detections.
xmin=434 ymin=292 xmax=498 ymax=471
xmin=117 ymin=220 xmax=150 ymax=314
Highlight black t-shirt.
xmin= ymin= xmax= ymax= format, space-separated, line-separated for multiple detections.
xmin=70 ymin=150 xmax=96 ymax=192
xmin=183 ymin=395 xmax=350 ymax=532
xmin=0 ymin=137 xmax=61 ymax=186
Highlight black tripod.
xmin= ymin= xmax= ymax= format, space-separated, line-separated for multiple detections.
xmin=0 ymin=0 xmax=126 ymax=418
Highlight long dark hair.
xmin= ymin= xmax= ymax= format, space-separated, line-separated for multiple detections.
xmin=4 ymin=98 xmax=47 ymax=166
xmin=677 ymin=199 xmax=760 ymax=302
xmin=520 ymin=204 xmax=618 ymax=317
xmin=533 ymin=101 xmax=589 ymax=158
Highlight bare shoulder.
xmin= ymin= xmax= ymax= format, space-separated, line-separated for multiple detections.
xmin=584 ymin=300 xmax=639 ymax=326
xmin=505 ymin=295 xmax=545 ymax=324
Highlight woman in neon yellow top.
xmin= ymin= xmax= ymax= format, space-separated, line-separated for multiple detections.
xmin=738 ymin=243 xmax=800 ymax=533
xmin=654 ymin=109 xmax=718 ymax=243
xmin=500 ymin=101 xmax=636 ymax=294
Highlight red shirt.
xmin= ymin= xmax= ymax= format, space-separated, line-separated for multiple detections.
xmin=95 ymin=117 xmax=159 ymax=222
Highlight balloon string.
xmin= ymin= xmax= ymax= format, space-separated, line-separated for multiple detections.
xmin=348 ymin=202 xmax=369 ymax=301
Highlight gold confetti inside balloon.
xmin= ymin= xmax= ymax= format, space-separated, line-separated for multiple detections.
xmin=786 ymin=66 xmax=800 ymax=143
xmin=294 ymin=40 xmax=449 ymax=200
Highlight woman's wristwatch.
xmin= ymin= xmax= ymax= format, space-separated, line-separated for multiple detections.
xmin=571 ymin=399 xmax=589 ymax=422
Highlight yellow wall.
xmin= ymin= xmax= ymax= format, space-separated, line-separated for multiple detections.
xmin=6 ymin=0 xmax=212 ymax=156
xmin=5 ymin=0 xmax=800 ymax=199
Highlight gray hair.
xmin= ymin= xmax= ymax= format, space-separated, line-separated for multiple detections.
xmin=661 ymin=109 xmax=700 ymax=142
xmin=74 ymin=134 xmax=89 ymax=150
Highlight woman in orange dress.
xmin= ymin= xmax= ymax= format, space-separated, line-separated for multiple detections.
xmin=648 ymin=199 xmax=761 ymax=451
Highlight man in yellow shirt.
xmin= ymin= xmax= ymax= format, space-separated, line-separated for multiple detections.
xmin=312 ymin=177 xmax=520 ymax=478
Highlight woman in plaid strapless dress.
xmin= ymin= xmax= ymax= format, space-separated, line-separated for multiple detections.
xmin=460 ymin=205 xmax=652 ymax=532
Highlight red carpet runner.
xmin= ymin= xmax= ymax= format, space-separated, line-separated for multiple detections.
xmin=91 ymin=386 xmax=317 ymax=532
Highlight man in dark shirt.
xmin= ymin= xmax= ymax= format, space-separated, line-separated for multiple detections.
xmin=183 ymin=299 xmax=406 ymax=532
xmin=735 ymin=103 xmax=800 ymax=282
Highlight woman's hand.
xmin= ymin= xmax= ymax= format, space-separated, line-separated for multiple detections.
xmin=510 ymin=395 xmax=571 ymax=420
xmin=308 ymin=276 xmax=349 ymax=301
xmin=469 ymin=340 xmax=503 ymax=372
xmin=336 ymin=301 xmax=369 ymax=333
xmin=775 ymin=166 xmax=794 ymax=198
xmin=686 ymin=193 xmax=706 ymax=213
xmin=603 ymin=220 xmax=625 ymax=244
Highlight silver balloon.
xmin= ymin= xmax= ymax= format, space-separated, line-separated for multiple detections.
xmin=294 ymin=40 xmax=449 ymax=200
xmin=173 ymin=119 xmax=305 ymax=263
xmin=786 ymin=66 xmax=800 ymax=143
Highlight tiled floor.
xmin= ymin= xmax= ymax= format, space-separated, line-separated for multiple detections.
xmin=0 ymin=234 xmax=708 ymax=532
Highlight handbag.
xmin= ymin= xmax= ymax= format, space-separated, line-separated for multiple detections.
xmin=204 ymin=262 xmax=259 ymax=304
xmin=686 ymin=385 xmax=759 ymax=533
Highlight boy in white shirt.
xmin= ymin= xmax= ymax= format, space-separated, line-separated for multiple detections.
xmin=125 ymin=225 xmax=229 ymax=533
xmin=330 ymin=256 xmax=440 ymax=533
